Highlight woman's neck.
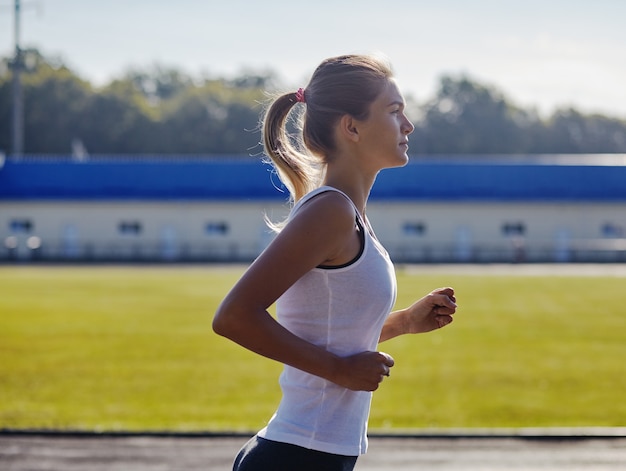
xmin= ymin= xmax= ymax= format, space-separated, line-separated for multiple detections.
xmin=323 ymin=167 xmax=376 ymax=217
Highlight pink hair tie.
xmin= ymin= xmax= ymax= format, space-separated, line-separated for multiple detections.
xmin=295 ymin=87 xmax=306 ymax=103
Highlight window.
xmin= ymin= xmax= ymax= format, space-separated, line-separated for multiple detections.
xmin=601 ymin=222 xmax=624 ymax=238
xmin=502 ymin=222 xmax=526 ymax=236
xmin=118 ymin=221 xmax=142 ymax=235
xmin=402 ymin=221 xmax=427 ymax=236
xmin=205 ymin=222 xmax=229 ymax=236
xmin=9 ymin=219 xmax=33 ymax=233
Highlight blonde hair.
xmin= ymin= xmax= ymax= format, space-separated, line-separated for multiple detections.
xmin=262 ymin=54 xmax=394 ymax=206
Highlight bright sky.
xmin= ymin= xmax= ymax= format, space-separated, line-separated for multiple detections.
xmin=1 ymin=0 xmax=626 ymax=118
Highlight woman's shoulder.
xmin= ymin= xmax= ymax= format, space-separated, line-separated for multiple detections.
xmin=286 ymin=188 xmax=356 ymax=237
xmin=284 ymin=189 xmax=359 ymax=266
xmin=298 ymin=187 xmax=355 ymax=219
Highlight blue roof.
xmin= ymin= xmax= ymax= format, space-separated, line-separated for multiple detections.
xmin=0 ymin=156 xmax=280 ymax=201
xmin=1 ymin=154 xmax=626 ymax=202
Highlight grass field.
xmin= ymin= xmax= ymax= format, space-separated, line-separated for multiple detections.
xmin=1 ymin=265 xmax=625 ymax=432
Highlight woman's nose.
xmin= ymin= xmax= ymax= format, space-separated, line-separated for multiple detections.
xmin=404 ymin=117 xmax=415 ymax=135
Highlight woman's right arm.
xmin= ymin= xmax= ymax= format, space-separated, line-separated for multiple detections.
xmin=212 ymin=192 xmax=393 ymax=391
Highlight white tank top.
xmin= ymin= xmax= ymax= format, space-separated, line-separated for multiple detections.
xmin=258 ymin=186 xmax=397 ymax=456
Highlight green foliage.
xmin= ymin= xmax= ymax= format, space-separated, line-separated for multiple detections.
xmin=413 ymin=76 xmax=535 ymax=153
xmin=0 ymin=50 xmax=268 ymax=155
xmin=541 ymin=109 xmax=626 ymax=153
xmin=1 ymin=49 xmax=626 ymax=154
xmin=1 ymin=266 xmax=625 ymax=432
xmin=411 ymin=75 xmax=626 ymax=154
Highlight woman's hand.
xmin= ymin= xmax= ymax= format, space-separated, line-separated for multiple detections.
xmin=379 ymin=287 xmax=457 ymax=342
xmin=404 ymin=287 xmax=457 ymax=334
xmin=330 ymin=351 xmax=395 ymax=391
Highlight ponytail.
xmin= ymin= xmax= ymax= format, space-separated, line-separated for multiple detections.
xmin=262 ymin=92 xmax=322 ymax=205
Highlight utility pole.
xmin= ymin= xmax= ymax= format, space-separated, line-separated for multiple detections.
xmin=11 ymin=0 xmax=24 ymax=156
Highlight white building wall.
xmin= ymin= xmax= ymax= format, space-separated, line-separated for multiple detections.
xmin=0 ymin=201 xmax=289 ymax=262
xmin=1 ymin=200 xmax=625 ymax=263
xmin=366 ymin=201 xmax=626 ymax=262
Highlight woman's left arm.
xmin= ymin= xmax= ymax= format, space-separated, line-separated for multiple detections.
xmin=379 ymin=287 xmax=457 ymax=343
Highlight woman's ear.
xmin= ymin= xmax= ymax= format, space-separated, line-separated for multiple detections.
xmin=339 ymin=114 xmax=360 ymax=142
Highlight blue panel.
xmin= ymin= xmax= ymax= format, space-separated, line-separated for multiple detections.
xmin=0 ymin=157 xmax=288 ymax=201
xmin=373 ymin=162 xmax=626 ymax=201
xmin=1 ymin=155 xmax=625 ymax=201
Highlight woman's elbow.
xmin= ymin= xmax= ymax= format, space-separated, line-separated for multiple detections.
xmin=212 ymin=297 xmax=248 ymax=340
xmin=212 ymin=301 xmax=234 ymax=337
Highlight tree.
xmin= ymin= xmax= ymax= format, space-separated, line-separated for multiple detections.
xmin=412 ymin=75 xmax=538 ymax=154
xmin=539 ymin=109 xmax=626 ymax=153
xmin=23 ymin=53 xmax=93 ymax=154
xmin=0 ymin=49 xmax=92 ymax=154
xmin=1 ymin=50 xmax=626 ymax=156
xmin=0 ymin=59 xmax=12 ymax=153
xmin=154 ymin=78 xmax=265 ymax=154
xmin=81 ymin=79 xmax=157 ymax=153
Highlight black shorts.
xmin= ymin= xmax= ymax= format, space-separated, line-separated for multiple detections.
xmin=233 ymin=435 xmax=358 ymax=471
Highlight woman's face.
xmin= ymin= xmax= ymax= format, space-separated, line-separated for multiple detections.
xmin=355 ymin=79 xmax=415 ymax=170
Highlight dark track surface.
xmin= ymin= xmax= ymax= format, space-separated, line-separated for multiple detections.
xmin=2 ymin=431 xmax=625 ymax=470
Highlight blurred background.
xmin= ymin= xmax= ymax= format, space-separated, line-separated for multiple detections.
xmin=1 ymin=0 xmax=625 ymax=264
xmin=1 ymin=1 xmax=626 ymax=442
